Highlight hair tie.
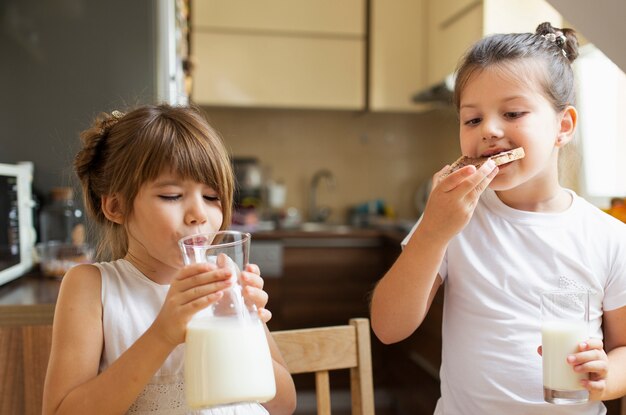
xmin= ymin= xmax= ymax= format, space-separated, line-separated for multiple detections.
xmin=111 ymin=110 xmax=125 ymax=119
xmin=541 ymin=32 xmax=567 ymax=57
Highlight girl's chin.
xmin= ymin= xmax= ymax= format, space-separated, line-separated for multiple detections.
xmin=488 ymin=176 xmax=518 ymax=192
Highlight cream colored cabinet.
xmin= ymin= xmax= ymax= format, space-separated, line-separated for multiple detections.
xmin=426 ymin=0 xmax=562 ymax=86
xmin=191 ymin=0 xmax=366 ymax=109
xmin=369 ymin=0 xmax=429 ymax=112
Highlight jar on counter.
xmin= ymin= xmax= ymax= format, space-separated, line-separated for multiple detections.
xmin=39 ymin=187 xmax=84 ymax=244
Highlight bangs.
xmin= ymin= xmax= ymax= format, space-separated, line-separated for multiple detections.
xmin=135 ymin=112 xmax=230 ymax=193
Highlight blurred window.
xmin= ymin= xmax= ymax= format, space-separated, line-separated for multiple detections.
xmin=574 ymin=45 xmax=626 ymax=204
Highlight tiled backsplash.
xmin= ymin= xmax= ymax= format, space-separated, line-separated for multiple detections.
xmin=202 ymin=107 xmax=460 ymax=221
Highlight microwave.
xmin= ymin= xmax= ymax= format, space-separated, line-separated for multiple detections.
xmin=0 ymin=162 xmax=35 ymax=286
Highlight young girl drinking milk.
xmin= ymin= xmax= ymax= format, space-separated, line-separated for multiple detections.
xmin=371 ymin=23 xmax=626 ymax=414
xmin=42 ymin=104 xmax=296 ymax=414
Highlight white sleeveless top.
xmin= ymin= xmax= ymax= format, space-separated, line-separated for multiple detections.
xmin=94 ymin=259 xmax=269 ymax=415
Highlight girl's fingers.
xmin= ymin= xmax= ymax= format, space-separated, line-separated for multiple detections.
xmin=178 ymin=279 xmax=232 ymax=305
xmin=241 ymin=270 xmax=264 ymax=289
xmin=573 ymin=359 xmax=608 ymax=376
xmin=580 ymin=339 xmax=604 ymax=351
xmin=432 ymin=165 xmax=451 ymax=188
xmin=437 ymin=165 xmax=477 ymax=192
xmin=175 ymin=263 xmax=215 ymax=280
xmin=454 ymin=160 xmax=497 ymax=194
xmin=582 ymin=378 xmax=606 ymax=393
xmin=183 ymin=291 xmax=224 ymax=312
xmin=176 ymin=267 xmax=232 ymax=292
xmin=245 ymin=263 xmax=261 ymax=275
xmin=438 ymin=160 xmax=497 ymax=194
xmin=258 ymin=307 xmax=272 ymax=324
xmin=244 ymin=286 xmax=269 ymax=308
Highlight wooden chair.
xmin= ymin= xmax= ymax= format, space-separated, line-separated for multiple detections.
xmin=271 ymin=318 xmax=375 ymax=415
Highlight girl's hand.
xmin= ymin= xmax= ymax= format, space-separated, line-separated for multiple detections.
xmin=537 ymin=339 xmax=609 ymax=401
xmin=241 ymin=263 xmax=272 ymax=323
xmin=568 ymin=339 xmax=609 ymax=400
xmin=420 ymin=160 xmax=498 ymax=243
xmin=151 ymin=263 xmax=233 ymax=347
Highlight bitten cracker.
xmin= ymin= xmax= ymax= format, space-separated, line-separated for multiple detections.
xmin=443 ymin=147 xmax=525 ymax=177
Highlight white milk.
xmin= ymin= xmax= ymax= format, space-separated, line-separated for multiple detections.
xmin=184 ymin=316 xmax=276 ymax=409
xmin=542 ymin=320 xmax=588 ymax=391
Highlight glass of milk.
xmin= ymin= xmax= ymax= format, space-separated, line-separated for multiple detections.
xmin=540 ymin=289 xmax=589 ymax=404
xmin=179 ymin=231 xmax=276 ymax=409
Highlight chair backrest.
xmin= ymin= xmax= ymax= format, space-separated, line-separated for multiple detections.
xmin=271 ymin=318 xmax=375 ymax=415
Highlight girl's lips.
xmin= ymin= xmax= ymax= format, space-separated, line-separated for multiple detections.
xmin=481 ymin=148 xmax=511 ymax=158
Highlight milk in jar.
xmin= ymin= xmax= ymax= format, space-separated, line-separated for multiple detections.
xmin=184 ymin=315 xmax=276 ymax=409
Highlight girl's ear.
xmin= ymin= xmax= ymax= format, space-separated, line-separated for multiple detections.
xmin=556 ymin=105 xmax=577 ymax=148
xmin=101 ymin=194 xmax=125 ymax=224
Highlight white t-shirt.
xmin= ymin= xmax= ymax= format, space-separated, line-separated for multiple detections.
xmin=402 ymin=189 xmax=626 ymax=415
xmin=95 ymin=259 xmax=269 ymax=415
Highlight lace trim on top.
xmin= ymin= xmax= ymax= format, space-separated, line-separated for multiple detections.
xmin=127 ymin=373 xmax=188 ymax=414
xmin=126 ymin=373 xmax=269 ymax=415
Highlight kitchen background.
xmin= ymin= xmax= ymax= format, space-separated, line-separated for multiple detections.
xmin=2 ymin=0 xmax=623 ymax=225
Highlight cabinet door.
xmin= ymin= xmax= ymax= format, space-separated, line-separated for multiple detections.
xmin=191 ymin=0 xmax=366 ymax=109
xmin=0 ymin=325 xmax=52 ymax=415
xmin=369 ymin=0 xmax=428 ymax=112
xmin=427 ymin=0 xmax=483 ymax=86
xmin=192 ymin=32 xmax=365 ymax=109
xmin=426 ymin=0 xmax=562 ymax=86
xmin=193 ymin=0 xmax=364 ymax=36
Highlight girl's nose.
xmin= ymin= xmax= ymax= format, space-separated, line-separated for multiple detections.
xmin=481 ymin=117 xmax=504 ymax=142
xmin=185 ymin=199 xmax=208 ymax=225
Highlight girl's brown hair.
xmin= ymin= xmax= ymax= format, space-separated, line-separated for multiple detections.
xmin=453 ymin=22 xmax=579 ymax=112
xmin=74 ymin=104 xmax=234 ymax=260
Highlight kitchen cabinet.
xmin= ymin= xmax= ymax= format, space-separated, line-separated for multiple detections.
xmin=369 ymin=0 xmax=430 ymax=112
xmin=0 ymin=321 xmax=52 ymax=415
xmin=426 ymin=0 xmax=562 ymax=86
xmin=263 ymin=236 xmax=387 ymax=331
xmin=191 ymin=0 xmax=366 ymax=109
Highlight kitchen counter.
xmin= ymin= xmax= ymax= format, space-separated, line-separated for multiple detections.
xmin=0 ymin=271 xmax=59 ymax=326
xmin=0 ymin=227 xmax=408 ymax=327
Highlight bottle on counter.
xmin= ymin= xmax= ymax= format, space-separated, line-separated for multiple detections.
xmin=39 ymin=187 xmax=84 ymax=244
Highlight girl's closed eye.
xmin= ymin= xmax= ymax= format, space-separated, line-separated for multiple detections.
xmin=159 ymin=194 xmax=182 ymax=201
xmin=204 ymin=194 xmax=220 ymax=202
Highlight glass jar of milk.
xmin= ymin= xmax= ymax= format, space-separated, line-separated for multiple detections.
xmin=179 ymin=231 xmax=276 ymax=409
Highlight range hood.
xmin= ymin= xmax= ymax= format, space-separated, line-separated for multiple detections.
xmin=412 ymin=73 xmax=455 ymax=105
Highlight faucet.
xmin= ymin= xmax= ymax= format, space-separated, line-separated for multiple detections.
xmin=308 ymin=169 xmax=335 ymax=222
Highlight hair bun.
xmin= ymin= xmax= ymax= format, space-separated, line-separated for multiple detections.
xmin=535 ymin=21 xmax=579 ymax=63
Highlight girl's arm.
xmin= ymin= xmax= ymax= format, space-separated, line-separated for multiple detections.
xmin=43 ymin=262 xmax=232 ymax=414
xmin=263 ymin=325 xmax=297 ymax=415
xmin=602 ymin=305 xmax=626 ymax=399
xmin=42 ymin=264 xmax=176 ymax=414
xmin=574 ymin=305 xmax=626 ymax=401
xmin=370 ymin=161 xmax=498 ymax=344
xmin=241 ymin=264 xmax=297 ymax=414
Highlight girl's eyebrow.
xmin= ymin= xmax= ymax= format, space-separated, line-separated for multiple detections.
xmin=461 ymin=95 xmax=528 ymax=110
xmin=151 ymin=179 xmax=181 ymax=188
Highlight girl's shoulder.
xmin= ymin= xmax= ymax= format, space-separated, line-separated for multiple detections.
xmin=57 ymin=264 xmax=102 ymax=312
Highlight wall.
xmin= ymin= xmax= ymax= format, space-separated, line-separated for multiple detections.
xmin=0 ymin=0 xmax=157 ymax=200
xmin=546 ymin=0 xmax=625 ymax=73
xmin=202 ymin=107 xmax=461 ymax=221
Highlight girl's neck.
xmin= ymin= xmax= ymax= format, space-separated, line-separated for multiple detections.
xmin=494 ymin=154 xmax=572 ymax=213
xmin=124 ymin=251 xmax=176 ymax=285
xmin=496 ymin=184 xmax=572 ymax=213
